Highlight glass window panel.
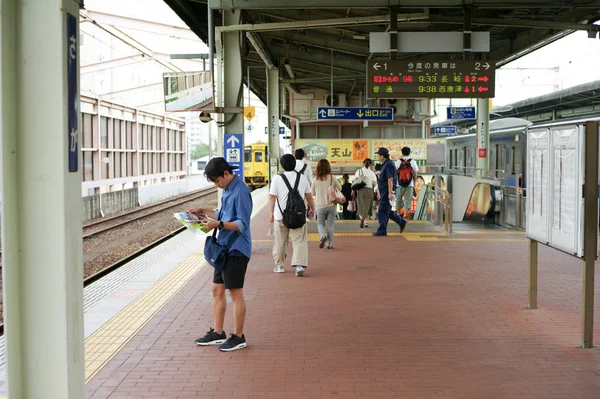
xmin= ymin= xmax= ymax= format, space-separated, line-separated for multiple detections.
xmin=318 ymin=125 xmax=338 ymax=138
xmin=362 ymin=126 xmax=380 ymax=138
xmin=255 ymin=152 xmax=263 ymax=162
xmin=100 ymin=117 xmax=108 ymax=148
xmin=341 ymin=125 xmax=359 ymax=139
xmin=300 ymin=125 xmax=316 ymax=139
xmin=83 ymin=114 xmax=93 ymax=148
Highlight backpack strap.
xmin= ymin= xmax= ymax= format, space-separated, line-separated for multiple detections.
xmin=300 ymin=163 xmax=307 ymax=174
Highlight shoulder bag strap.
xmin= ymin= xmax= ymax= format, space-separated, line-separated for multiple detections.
xmin=277 ymin=173 xmax=294 ymax=216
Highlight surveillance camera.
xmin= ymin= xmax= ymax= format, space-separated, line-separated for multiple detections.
xmin=199 ymin=111 xmax=212 ymax=123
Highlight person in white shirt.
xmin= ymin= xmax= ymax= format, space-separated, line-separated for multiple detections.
xmin=294 ymin=148 xmax=313 ymax=185
xmin=269 ymin=154 xmax=316 ymax=277
xmin=394 ymin=147 xmax=419 ymax=220
xmin=352 ymin=158 xmax=378 ymax=228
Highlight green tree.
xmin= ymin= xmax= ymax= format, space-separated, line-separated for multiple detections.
xmin=191 ymin=143 xmax=210 ymax=160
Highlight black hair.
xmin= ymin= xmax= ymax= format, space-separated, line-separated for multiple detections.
xmin=402 ymin=147 xmax=411 ymax=156
xmin=374 ymin=163 xmax=382 ymax=171
xmin=204 ymin=157 xmax=236 ymax=182
xmin=342 ymin=173 xmax=349 ymax=182
xmin=281 ymin=154 xmax=297 ymax=171
xmin=295 ymin=148 xmax=305 ymax=160
xmin=363 ymin=158 xmax=372 ymax=168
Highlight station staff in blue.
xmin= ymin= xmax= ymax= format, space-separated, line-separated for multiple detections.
xmin=188 ymin=157 xmax=253 ymax=352
xmin=373 ymin=147 xmax=406 ymax=236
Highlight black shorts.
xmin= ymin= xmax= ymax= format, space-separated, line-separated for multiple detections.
xmin=213 ymin=255 xmax=249 ymax=289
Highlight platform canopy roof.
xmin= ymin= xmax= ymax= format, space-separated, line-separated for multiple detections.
xmin=164 ymin=0 xmax=600 ymax=104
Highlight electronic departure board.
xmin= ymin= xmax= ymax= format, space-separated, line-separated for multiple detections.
xmin=366 ymin=60 xmax=496 ymax=99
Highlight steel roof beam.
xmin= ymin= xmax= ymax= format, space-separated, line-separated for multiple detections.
xmin=208 ymin=0 xmax=592 ymax=9
xmin=429 ymin=15 xmax=600 ymax=32
xmin=216 ymin=12 xmax=429 ymax=33
xmin=261 ymin=31 xmax=370 ymax=57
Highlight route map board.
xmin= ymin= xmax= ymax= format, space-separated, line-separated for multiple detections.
xmin=367 ymin=60 xmax=495 ymax=99
xmin=526 ymin=125 xmax=584 ymax=257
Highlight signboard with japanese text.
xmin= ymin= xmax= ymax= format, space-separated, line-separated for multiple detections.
xmin=526 ymin=125 xmax=585 ymax=257
xmin=447 ymin=106 xmax=476 ymax=120
xmin=434 ymin=126 xmax=457 ymax=135
xmin=317 ymin=107 xmax=394 ymax=121
xmin=67 ymin=13 xmax=78 ymax=173
xmin=295 ymin=139 xmax=442 ymax=168
xmin=367 ymin=60 xmax=495 ymax=99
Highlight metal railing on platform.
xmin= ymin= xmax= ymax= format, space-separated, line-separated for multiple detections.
xmin=414 ymin=182 xmax=452 ymax=234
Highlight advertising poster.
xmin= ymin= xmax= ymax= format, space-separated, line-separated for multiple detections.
xmin=296 ymin=139 xmax=436 ymax=168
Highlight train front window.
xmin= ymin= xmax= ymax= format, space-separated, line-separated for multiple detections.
xmin=244 ymin=148 xmax=251 ymax=162
xmin=255 ymin=152 xmax=263 ymax=162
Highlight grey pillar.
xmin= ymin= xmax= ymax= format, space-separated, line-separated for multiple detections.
xmin=267 ymin=68 xmax=281 ymax=182
xmin=475 ymin=98 xmax=490 ymax=176
xmin=219 ymin=10 xmax=244 ymax=157
xmin=1 ymin=0 xmax=85 ymax=397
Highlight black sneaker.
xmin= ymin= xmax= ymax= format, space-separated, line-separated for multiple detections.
xmin=399 ymin=220 xmax=407 ymax=233
xmin=218 ymin=333 xmax=247 ymax=352
xmin=195 ymin=328 xmax=226 ymax=346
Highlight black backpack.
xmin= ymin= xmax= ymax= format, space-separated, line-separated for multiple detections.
xmin=277 ymin=167 xmax=307 ymax=229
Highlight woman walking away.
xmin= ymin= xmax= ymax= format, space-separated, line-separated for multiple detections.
xmin=311 ymin=159 xmax=340 ymax=249
xmin=341 ymin=174 xmax=355 ymax=220
xmin=353 ymin=158 xmax=378 ymax=228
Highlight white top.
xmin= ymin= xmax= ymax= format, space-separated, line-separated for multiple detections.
xmin=311 ymin=175 xmax=341 ymax=209
xmin=295 ymin=159 xmax=313 ymax=185
xmin=394 ymin=157 xmax=419 ymax=187
xmin=353 ymin=167 xmax=377 ymax=189
xmin=269 ymin=171 xmax=312 ymax=220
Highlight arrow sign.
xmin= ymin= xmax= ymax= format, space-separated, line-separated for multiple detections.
xmin=227 ymin=135 xmax=240 ymax=146
xmin=478 ymin=87 xmax=489 ymax=93
xmin=224 ymin=134 xmax=243 ymax=183
xmin=373 ymin=62 xmax=381 ymax=71
xmin=317 ymin=107 xmax=393 ymax=121
xmin=477 ymin=76 xmax=489 ymax=82
xmin=483 ymin=62 xmax=490 ymax=70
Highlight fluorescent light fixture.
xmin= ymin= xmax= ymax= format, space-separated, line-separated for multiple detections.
xmin=284 ymin=62 xmax=295 ymax=79
xmin=246 ymin=32 xmax=275 ymax=70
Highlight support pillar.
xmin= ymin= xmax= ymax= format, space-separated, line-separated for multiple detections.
xmin=218 ymin=10 xmax=244 ymax=157
xmin=476 ymin=98 xmax=490 ymax=177
xmin=528 ymin=239 xmax=538 ymax=310
xmin=267 ymin=68 xmax=281 ymax=183
xmin=1 ymin=0 xmax=85 ymax=397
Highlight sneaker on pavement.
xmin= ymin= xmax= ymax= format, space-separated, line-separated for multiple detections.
xmin=372 ymin=232 xmax=387 ymax=236
xmin=218 ymin=333 xmax=247 ymax=352
xmin=273 ymin=265 xmax=285 ymax=273
xmin=319 ymin=236 xmax=327 ymax=249
xmin=359 ymin=218 xmax=365 ymax=228
xmin=195 ymin=328 xmax=226 ymax=346
xmin=295 ymin=265 xmax=305 ymax=276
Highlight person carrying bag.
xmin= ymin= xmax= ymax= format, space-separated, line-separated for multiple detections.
xmin=328 ymin=175 xmax=346 ymax=204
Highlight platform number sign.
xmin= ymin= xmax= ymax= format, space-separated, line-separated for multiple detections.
xmin=67 ymin=12 xmax=78 ymax=172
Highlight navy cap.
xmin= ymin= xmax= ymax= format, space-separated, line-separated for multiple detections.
xmin=375 ymin=147 xmax=389 ymax=156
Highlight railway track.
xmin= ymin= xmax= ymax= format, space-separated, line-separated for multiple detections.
xmin=0 ymin=187 xmax=218 ymax=336
xmin=83 ymin=187 xmax=217 ymax=239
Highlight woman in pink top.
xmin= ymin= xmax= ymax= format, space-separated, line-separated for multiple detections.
xmin=311 ymin=159 xmax=341 ymax=249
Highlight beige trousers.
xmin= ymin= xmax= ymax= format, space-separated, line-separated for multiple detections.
xmin=272 ymin=220 xmax=309 ymax=267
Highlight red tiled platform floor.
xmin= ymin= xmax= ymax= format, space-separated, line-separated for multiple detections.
xmin=87 ymin=205 xmax=600 ymax=399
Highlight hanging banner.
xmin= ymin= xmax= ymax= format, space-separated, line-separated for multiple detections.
xmin=295 ymin=139 xmax=440 ymax=167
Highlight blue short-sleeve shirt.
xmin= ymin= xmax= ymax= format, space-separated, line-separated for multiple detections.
xmin=377 ymin=158 xmax=397 ymax=197
xmin=215 ymin=175 xmax=252 ymax=258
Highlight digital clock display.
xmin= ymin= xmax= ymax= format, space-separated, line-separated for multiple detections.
xmin=367 ymin=60 xmax=495 ymax=99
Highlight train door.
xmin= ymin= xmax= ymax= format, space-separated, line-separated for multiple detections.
xmin=495 ymin=143 xmax=506 ymax=178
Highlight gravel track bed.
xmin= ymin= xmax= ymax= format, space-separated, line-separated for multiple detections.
xmin=83 ymin=189 xmax=216 ymax=236
xmin=0 ymin=193 xmax=217 ymax=326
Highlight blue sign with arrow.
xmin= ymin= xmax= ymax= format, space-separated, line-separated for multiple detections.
xmin=434 ymin=126 xmax=457 ymax=135
xmin=224 ymin=133 xmax=243 ymax=182
xmin=317 ymin=107 xmax=394 ymax=121
xmin=447 ymin=106 xmax=476 ymax=120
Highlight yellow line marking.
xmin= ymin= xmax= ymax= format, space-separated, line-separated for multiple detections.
xmin=84 ymin=251 xmax=206 ymax=382
xmin=251 ymin=232 xmax=526 ymax=243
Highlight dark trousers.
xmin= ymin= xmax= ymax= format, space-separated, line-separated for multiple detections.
xmin=376 ymin=197 xmax=405 ymax=234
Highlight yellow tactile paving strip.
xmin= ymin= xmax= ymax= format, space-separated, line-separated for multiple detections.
xmin=84 ymin=250 xmax=206 ymax=382
xmin=253 ymin=230 xmax=526 ymax=243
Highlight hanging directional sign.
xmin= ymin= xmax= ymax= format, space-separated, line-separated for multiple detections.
xmin=317 ymin=107 xmax=394 ymax=121
xmin=447 ymin=106 xmax=476 ymax=120
xmin=434 ymin=126 xmax=457 ymax=135
xmin=367 ymin=60 xmax=495 ymax=99
xmin=224 ymin=133 xmax=243 ymax=182
xmin=244 ymin=106 xmax=255 ymax=122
